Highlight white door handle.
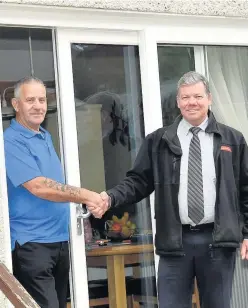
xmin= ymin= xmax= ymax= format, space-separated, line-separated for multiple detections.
xmin=77 ymin=204 xmax=91 ymax=219
xmin=76 ymin=204 xmax=91 ymax=236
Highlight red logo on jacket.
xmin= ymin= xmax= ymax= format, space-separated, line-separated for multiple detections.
xmin=221 ymin=145 xmax=232 ymax=152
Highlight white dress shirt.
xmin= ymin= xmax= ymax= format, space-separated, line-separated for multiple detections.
xmin=177 ymin=117 xmax=216 ymax=225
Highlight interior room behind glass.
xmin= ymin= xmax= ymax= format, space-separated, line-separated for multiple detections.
xmin=71 ymin=43 xmax=153 ymax=239
xmin=157 ymin=45 xmax=195 ymax=126
xmin=0 ymin=27 xmax=59 ymax=153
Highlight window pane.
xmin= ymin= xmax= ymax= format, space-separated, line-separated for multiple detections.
xmin=0 ymin=28 xmax=30 ymax=80
xmin=206 ymin=45 xmax=248 ymax=308
xmin=71 ymin=43 xmax=156 ymax=307
xmin=0 ymin=28 xmax=60 ymax=155
xmin=71 ymin=44 xmax=145 ymax=191
xmin=207 ymin=46 xmax=248 ymax=142
xmin=157 ymin=45 xmax=195 ymax=126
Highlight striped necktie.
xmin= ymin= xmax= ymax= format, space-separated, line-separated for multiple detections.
xmin=188 ymin=127 xmax=204 ymax=224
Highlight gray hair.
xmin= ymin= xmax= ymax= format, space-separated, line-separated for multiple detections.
xmin=177 ymin=71 xmax=210 ymax=95
xmin=14 ymin=76 xmax=45 ymax=99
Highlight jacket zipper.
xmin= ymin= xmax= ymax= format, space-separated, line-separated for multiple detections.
xmin=212 ymin=139 xmax=221 ymax=245
xmin=172 ymin=156 xmax=177 ymax=184
xmin=172 ymin=155 xmax=185 ymax=255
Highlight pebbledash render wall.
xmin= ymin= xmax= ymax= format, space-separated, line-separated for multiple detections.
xmin=1 ymin=0 xmax=248 ymax=17
xmin=1 ymin=0 xmax=248 ymax=307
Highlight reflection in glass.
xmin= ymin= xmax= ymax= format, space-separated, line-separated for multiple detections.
xmin=71 ymin=43 xmax=157 ymax=307
xmin=157 ymin=45 xmax=195 ymax=126
xmin=71 ymin=43 xmax=147 ymax=223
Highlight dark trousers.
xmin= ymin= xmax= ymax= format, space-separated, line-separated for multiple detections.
xmin=157 ymin=226 xmax=236 ymax=308
xmin=12 ymin=241 xmax=69 ymax=308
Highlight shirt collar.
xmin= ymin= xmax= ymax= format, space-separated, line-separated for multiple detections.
xmin=10 ymin=119 xmax=46 ymax=139
xmin=180 ymin=116 xmax=209 ymax=136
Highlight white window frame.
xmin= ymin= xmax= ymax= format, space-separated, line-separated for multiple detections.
xmin=0 ymin=102 xmax=12 ymax=270
xmin=56 ymin=27 xmax=162 ymax=307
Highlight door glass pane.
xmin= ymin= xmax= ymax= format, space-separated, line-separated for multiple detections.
xmin=70 ymin=43 xmax=157 ymax=307
xmin=0 ymin=26 xmax=60 ymax=307
xmin=0 ymin=27 xmax=60 ymax=155
xmin=157 ymin=45 xmax=195 ymax=126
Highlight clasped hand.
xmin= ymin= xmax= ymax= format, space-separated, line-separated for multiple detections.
xmin=84 ymin=191 xmax=110 ymax=219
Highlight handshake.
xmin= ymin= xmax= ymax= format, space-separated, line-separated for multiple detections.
xmin=83 ymin=190 xmax=110 ymax=219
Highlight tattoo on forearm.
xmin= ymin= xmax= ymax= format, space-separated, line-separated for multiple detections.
xmin=43 ymin=178 xmax=80 ymax=197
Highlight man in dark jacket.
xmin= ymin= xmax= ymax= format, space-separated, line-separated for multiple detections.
xmin=100 ymin=71 xmax=248 ymax=308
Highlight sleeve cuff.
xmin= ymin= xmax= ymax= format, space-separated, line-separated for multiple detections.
xmin=107 ymin=191 xmax=115 ymax=208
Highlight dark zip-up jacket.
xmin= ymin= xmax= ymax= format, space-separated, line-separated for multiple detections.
xmin=107 ymin=111 xmax=248 ymax=256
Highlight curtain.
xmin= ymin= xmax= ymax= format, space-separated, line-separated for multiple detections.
xmin=207 ymin=46 xmax=248 ymax=308
xmin=207 ymin=46 xmax=248 ymax=142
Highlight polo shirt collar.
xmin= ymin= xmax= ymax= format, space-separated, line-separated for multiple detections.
xmin=10 ymin=119 xmax=46 ymax=139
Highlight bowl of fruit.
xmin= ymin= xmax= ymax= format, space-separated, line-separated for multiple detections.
xmin=105 ymin=212 xmax=136 ymax=241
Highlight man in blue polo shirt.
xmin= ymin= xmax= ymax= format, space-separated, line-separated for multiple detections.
xmin=4 ymin=77 xmax=108 ymax=308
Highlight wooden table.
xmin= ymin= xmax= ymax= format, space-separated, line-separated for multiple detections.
xmin=86 ymin=243 xmax=154 ymax=308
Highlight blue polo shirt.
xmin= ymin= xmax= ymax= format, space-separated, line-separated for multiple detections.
xmin=4 ymin=119 xmax=70 ymax=250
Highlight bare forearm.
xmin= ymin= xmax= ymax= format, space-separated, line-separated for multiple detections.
xmin=23 ymin=176 xmax=89 ymax=203
xmin=23 ymin=176 xmax=110 ymax=218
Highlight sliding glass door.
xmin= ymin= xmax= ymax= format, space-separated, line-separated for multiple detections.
xmin=56 ymin=28 xmax=158 ymax=308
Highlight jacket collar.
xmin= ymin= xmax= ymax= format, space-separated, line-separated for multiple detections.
xmin=205 ymin=110 xmax=221 ymax=134
xmin=162 ymin=115 xmax=182 ymax=155
xmin=162 ymin=110 xmax=221 ymax=155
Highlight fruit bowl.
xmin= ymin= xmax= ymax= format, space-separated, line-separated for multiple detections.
xmin=105 ymin=213 xmax=136 ymax=241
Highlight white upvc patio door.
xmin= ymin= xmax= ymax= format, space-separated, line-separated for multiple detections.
xmin=55 ymin=28 xmax=162 ymax=308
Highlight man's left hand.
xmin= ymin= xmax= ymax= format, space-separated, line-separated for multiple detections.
xmin=241 ymin=239 xmax=248 ymax=260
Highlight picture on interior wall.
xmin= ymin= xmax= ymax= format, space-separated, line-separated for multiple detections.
xmin=109 ymin=100 xmax=131 ymax=151
xmin=1 ymin=85 xmax=15 ymax=119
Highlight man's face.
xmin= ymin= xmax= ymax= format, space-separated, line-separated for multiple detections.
xmin=177 ymin=82 xmax=211 ymax=126
xmin=12 ymin=81 xmax=47 ymax=129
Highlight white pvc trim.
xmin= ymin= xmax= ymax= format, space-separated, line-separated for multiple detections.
xmin=194 ymin=46 xmax=207 ymax=76
xmin=0 ymin=103 xmax=12 ymax=271
xmin=55 ymin=28 xmax=141 ymax=308
xmin=139 ymin=28 xmax=163 ymax=286
xmin=54 ymin=28 xmax=138 ymax=45
xmin=56 ymin=27 xmax=162 ymax=307
xmin=56 ymin=29 xmax=90 ymax=308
